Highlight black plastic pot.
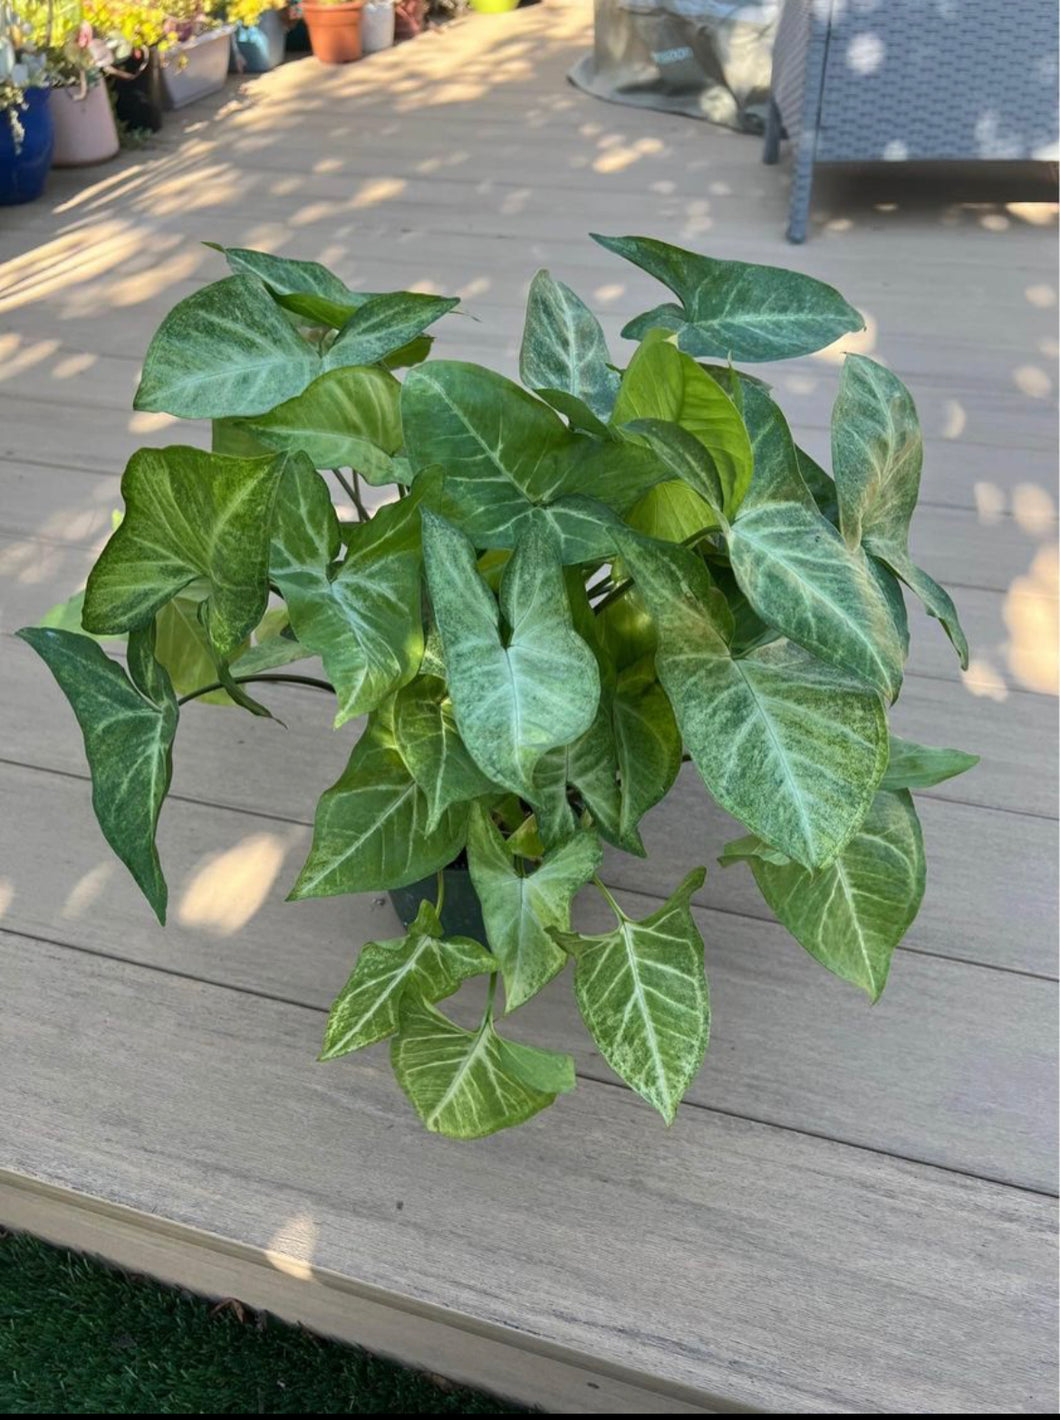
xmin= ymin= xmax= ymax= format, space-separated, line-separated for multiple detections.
xmin=108 ymin=49 xmax=164 ymax=133
xmin=389 ymin=867 xmax=486 ymax=941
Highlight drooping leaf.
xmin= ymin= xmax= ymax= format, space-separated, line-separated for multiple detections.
xmin=230 ymin=626 xmax=313 ymax=677
xmin=393 ymin=676 xmax=496 ymax=831
xmin=552 ymin=870 xmax=709 ymax=1124
xmin=594 ymin=233 xmax=864 ymax=361
xmin=881 ymin=735 xmax=979 ymax=792
xmin=154 ymin=594 xmax=243 ymax=706
xmin=519 ymin=268 xmax=619 ymax=421
xmin=321 ymin=899 xmax=494 ymax=1058
xmin=720 ymin=790 xmax=925 ymax=1000
xmin=467 ymin=804 xmax=601 ymax=1011
xmin=325 ymin=291 xmax=459 ymax=372
xmin=391 ymin=995 xmax=575 ymax=1139
xmin=235 ymin=366 xmax=403 ymax=484
xmin=83 ymin=446 xmax=288 ymax=659
xmin=619 ymin=531 xmax=887 ymax=869
xmin=831 ymin=355 xmax=968 ymax=667
xmin=728 ymin=386 xmax=906 ymax=701
xmin=290 ymin=704 xmax=468 ymax=899
xmin=422 ymin=512 xmax=600 ymax=798
xmin=536 ymin=387 xmax=613 ymax=438
xmin=611 ymin=670 xmax=682 ymax=853
xmin=205 ymin=242 xmax=369 ymax=328
xmin=271 ymin=466 xmax=435 ymax=727
xmin=612 ymin=337 xmax=752 ymax=515
xmin=135 ymin=276 xmax=322 ymax=418
xmin=17 ymin=625 xmax=177 ymax=923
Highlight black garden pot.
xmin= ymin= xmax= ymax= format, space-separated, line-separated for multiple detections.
xmin=389 ymin=866 xmax=486 ymax=942
xmin=108 ymin=49 xmax=164 ymax=133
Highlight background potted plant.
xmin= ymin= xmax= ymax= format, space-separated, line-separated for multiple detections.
xmin=157 ymin=1 xmax=233 ymax=108
xmin=225 ymin=0 xmax=287 ymax=73
xmin=359 ymin=0 xmax=391 ymax=54
xmin=297 ymin=0 xmax=363 ymax=65
xmin=22 ymin=235 xmax=977 ymax=1140
xmin=45 ymin=12 xmax=120 ymax=166
xmin=87 ymin=0 xmax=169 ymax=131
xmin=0 ymin=2 xmax=54 ymax=203
xmin=392 ymin=0 xmax=420 ymax=40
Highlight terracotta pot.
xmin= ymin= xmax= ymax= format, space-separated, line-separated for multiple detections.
xmin=49 ymin=80 xmax=120 ymax=168
xmin=302 ymin=1 xmax=365 ymax=65
xmin=394 ymin=0 xmax=424 ymax=40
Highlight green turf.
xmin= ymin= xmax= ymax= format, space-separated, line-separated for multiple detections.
xmin=0 ymin=1231 xmax=521 ymax=1414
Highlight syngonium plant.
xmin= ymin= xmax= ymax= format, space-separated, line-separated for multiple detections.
xmin=21 ymin=234 xmax=979 ymax=1138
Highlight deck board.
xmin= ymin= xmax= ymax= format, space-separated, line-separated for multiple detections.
xmin=0 ymin=3 xmax=1056 ymax=1410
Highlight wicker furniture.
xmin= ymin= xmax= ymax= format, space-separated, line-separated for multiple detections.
xmin=765 ymin=0 xmax=1060 ymax=242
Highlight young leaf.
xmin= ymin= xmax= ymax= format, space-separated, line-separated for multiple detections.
xmin=135 ymin=276 xmax=321 ymax=418
xmin=422 ymin=512 xmax=600 ymax=799
xmin=321 ymin=899 xmax=494 ymax=1059
xmin=290 ymin=705 xmax=468 ymax=899
xmin=235 ymin=366 xmax=403 ymax=484
xmin=467 ymin=804 xmax=602 ymax=1011
xmin=720 ymin=790 xmax=926 ymax=1001
xmin=16 ymin=626 xmax=177 ymax=923
xmin=552 ymin=870 xmax=709 ymax=1124
xmin=618 ymin=531 xmax=887 ymax=869
xmin=393 ymin=676 xmax=497 ymax=832
xmin=83 ymin=446 xmax=289 ymax=660
xmin=593 ymin=233 xmax=864 ymax=361
xmin=325 ymin=291 xmax=459 ymax=372
xmin=391 ymin=995 xmax=576 ymax=1139
xmin=624 ymin=479 xmax=717 ymax=543
xmin=519 ymin=268 xmax=620 ymax=421
xmin=881 ymin=735 xmax=979 ymax=791
xmin=271 ymin=465 xmax=434 ymax=727
xmin=206 ymin=242 xmax=368 ymax=328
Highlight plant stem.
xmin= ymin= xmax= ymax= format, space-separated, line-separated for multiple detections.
xmin=330 ymin=467 xmax=356 ymax=502
xmin=435 ymin=870 xmax=445 ymax=919
xmin=351 ymin=471 xmax=370 ymax=522
xmin=484 ymin=970 xmax=499 ymax=1023
xmin=592 ymin=874 xmax=625 ymax=920
xmin=177 ymin=673 xmax=335 ymax=707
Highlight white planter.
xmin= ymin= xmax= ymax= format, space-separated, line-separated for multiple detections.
xmin=161 ymin=28 xmax=236 ymax=110
xmin=362 ymin=1 xmax=395 ymax=53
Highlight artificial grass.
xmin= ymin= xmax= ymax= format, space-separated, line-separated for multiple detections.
xmin=0 ymin=1231 xmax=521 ymax=1414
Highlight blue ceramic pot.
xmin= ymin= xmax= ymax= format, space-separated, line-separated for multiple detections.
xmin=0 ymin=87 xmax=55 ymax=206
xmin=231 ymin=9 xmax=287 ymax=73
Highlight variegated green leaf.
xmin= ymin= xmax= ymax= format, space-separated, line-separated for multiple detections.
xmin=519 ymin=268 xmax=619 ymax=421
xmin=595 ymin=233 xmax=864 ymax=361
xmin=17 ymin=625 xmax=177 ymax=923
xmin=205 ymin=242 xmax=370 ymax=328
xmin=423 ymin=512 xmax=600 ymax=798
xmin=393 ymin=676 xmax=496 ymax=832
xmin=83 ymin=445 xmax=288 ymax=660
xmin=552 ymin=870 xmax=709 ymax=1124
xmin=619 ymin=531 xmax=887 ymax=869
xmin=235 ymin=366 xmax=403 ymax=484
xmin=467 ymin=804 xmax=601 ymax=1011
xmin=290 ymin=704 xmax=468 ymax=899
xmin=154 ymin=594 xmax=243 ymax=706
xmin=321 ymin=899 xmax=494 ymax=1058
xmin=881 ymin=735 xmax=979 ymax=791
xmin=720 ymin=790 xmax=926 ymax=1000
xmin=325 ymin=291 xmax=459 ymax=372
xmin=612 ymin=671 xmax=682 ymax=853
xmin=624 ymin=478 xmax=716 ymax=543
xmin=391 ymin=995 xmax=576 ymax=1139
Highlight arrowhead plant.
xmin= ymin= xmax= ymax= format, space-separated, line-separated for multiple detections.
xmin=20 ymin=236 xmax=977 ymax=1139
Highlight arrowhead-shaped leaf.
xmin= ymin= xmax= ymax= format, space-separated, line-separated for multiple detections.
xmin=321 ymin=899 xmax=494 ymax=1058
xmin=594 ymin=233 xmax=864 ymax=361
xmin=467 ymin=804 xmax=602 ymax=1011
xmin=271 ymin=466 xmax=434 ymax=727
xmin=391 ymin=995 xmax=576 ymax=1138
xmin=619 ymin=531 xmax=887 ymax=869
xmin=325 ymin=291 xmax=459 ymax=372
xmin=235 ymin=366 xmax=403 ymax=484
xmin=206 ymin=242 xmax=370 ymax=329
xmin=423 ymin=512 xmax=600 ymax=798
xmin=552 ymin=870 xmax=709 ymax=1124
xmin=393 ymin=676 xmax=497 ymax=831
xmin=720 ymin=790 xmax=926 ymax=1000
xmin=881 ymin=735 xmax=979 ymax=791
xmin=83 ymin=446 xmax=287 ymax=660
xmin=519 ymin=269 xmax=619 ymax=421
xmin=17 ymin=626 xmax=177 ymax=923
xmin=290 ymin=703 xmax=468 ymax=899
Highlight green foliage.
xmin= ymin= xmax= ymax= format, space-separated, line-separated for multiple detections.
xmin=21 ymin=236 xmax=975 ymax=1139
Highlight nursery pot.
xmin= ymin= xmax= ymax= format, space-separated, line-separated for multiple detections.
xmin=361 ymin=0 xmax=395 ymax=53
xmin=49 ymin=79 xmax=120 ymax=168
xmin=231 ymin=8 xmax=288 ymax=73
xmin=393 ymin=0 xmax=425 ymax=40
xmin=389 ymin=867 xmax=486 ymax=942
xmin=161 ymin=28 xmax=236 ymax=110
xmin=0 ymin=88 xmax=54 ymax=206
xmin=108 ymin=49 xmax=164 ymax=133
xmin=302 ymin=1 xmax=365 ymax=65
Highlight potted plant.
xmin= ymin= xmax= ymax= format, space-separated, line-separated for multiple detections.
xmin=298 ymin=0 xmax=363 ymax=64
xmin=392 ymin=0 xmax=420 ymax=39
xmin=157 ymin=2 xmax=233 ymax=107
xmin=87 ymin=0 xmax=169 ymax=131
xmin=21 ymin=235 xmax=977 ymax=1139
xmin=225 ymin=0 xmax=287 ymax=73
xmin=0 ymin=3 xmax=54 ymax=203
xmin=45 ymin=17 xmax=120 ymax=165
xmin=360 ymin=0 xmax=391 ymax=53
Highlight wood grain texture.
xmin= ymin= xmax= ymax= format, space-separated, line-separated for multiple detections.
xmin=1 ymin=932 xmax=1055 ymax=1414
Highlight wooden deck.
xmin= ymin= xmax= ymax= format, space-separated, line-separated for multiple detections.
xmin=1 ymin=4 xmax=1057 ymax=1410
